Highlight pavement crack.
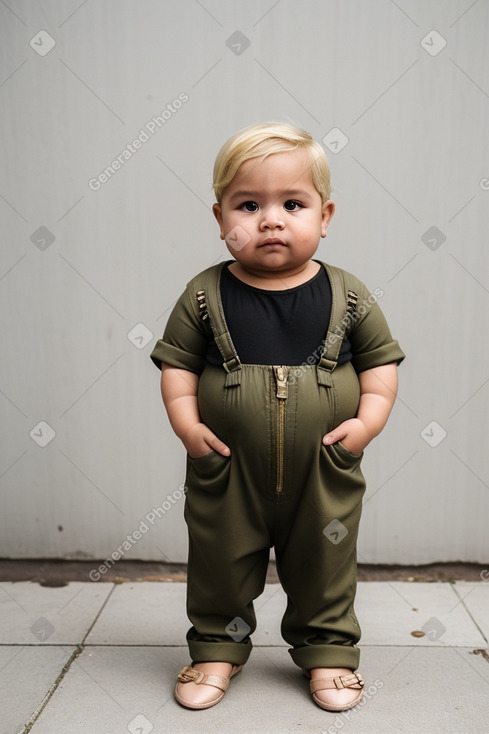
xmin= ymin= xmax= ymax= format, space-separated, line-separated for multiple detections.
xmin=22 ymin=585 xmax=117 ymax=732
xmin=22 ymin=646 xmax=82 ymax=733
xmin=470 ymin=648 xmax=489 ymax=664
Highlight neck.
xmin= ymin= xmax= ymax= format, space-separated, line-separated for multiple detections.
xmin=228 ymin=260 xmax=321 ymax=290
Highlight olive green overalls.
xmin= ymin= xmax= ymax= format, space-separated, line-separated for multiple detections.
xmin=182 ymin=263 xmax=368 ymax=671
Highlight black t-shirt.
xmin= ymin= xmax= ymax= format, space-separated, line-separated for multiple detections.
xmin=204 ymin=262 xmax=352 ymax=367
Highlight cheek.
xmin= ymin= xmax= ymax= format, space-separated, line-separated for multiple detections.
xmin=220 ymin=210 xmax=240 ymax=229
xmin=218 ymin=210 xmax=238 ymax=235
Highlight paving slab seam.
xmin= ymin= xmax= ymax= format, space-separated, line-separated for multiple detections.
xmin=360 ymin=643 xmax=483 ymax=648
xmin=448 ymin=646 xmax=489 ymax=692
xmin=21 ymin=584 xmax=117 ymax=734
xmin=0 ymin=643 xmax=79 ymax=648
xmin=78 ymin=584 xmax=118 ymax=646
xmin=451 ymin=584 xmax=489 ymax=647
xmin=22 ymin=647 xmax=80 ymax=734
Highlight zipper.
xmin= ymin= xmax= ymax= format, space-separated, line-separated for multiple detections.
xmin=273 ymin=366 xmax=288 ymax=493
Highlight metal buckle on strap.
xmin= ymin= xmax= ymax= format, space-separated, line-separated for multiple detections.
xmin=223 ymin=356 xmax=241 ymax=373
xmin=347 ymin=289 xmax=358 ymax=308
xmin=332 ymin=673 xmax=364 ymax=690
xmin=345 ymin=290 xmax=358 ymax=322
xmin=177 ymin=666 xmax=205 ymax=684
xmin=196 ymin=290 xmax=209 ymax=321
xmin=318 ymin=356 xmax=337 ymax=372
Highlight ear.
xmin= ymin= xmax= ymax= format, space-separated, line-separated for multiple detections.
xmin=320 ymin=199 xmax=335 ymax=238
xmin=212 ymin=203 xmax=225 ymax=240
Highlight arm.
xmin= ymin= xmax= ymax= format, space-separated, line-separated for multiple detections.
xmin=323 ymin=363 xmax=398 ymax=455
xmin=160 ymin=364 xmax=230 ymax=459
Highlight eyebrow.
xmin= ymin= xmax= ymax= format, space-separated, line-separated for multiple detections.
xmin=228 ymin=189 xmax=314 ymax=202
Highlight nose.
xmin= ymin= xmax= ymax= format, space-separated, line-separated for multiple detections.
xmin=259 ymin=205 xmax=284 ymax=231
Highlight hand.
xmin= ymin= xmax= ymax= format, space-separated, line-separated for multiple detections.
xmin=323 ymin=418 xmax=370 ymax=456
xmin=182 ymin=422 xmax=231 ymax=459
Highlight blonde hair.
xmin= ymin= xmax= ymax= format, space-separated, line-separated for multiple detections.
xmin=213 ymin=122 xmax=331 ymax=205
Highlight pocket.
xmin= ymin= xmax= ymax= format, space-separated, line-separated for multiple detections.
xmin=322 ymin=441 xmax=364 ymax=473
xmin=186 ymin=449 xmax=231 ymax=495
xmin=188 ymin=449 xmax=215 ymax=460
xmin=336 ymin=441 xmax=364 ymax=460
xmin=320 ymin=441 xmax=365 ymax=496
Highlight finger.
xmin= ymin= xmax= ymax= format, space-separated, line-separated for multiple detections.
xmin=212 ymin=440 xmax=231 ymax=456
xmin=206 ymin=433 xmax=231 ymax=456
xmin=323 ymin=427 xmax=347 ymax=445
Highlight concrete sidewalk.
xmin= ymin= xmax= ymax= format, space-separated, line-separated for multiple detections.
xmin=1 ymin=579 xmax=488 ymax=734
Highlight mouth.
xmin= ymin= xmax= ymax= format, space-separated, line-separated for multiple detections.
xmin=260 ymin=238 xmax=286 ymax=246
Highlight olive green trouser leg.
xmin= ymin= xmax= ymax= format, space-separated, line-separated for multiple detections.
xmin=183 ymin=450 xmax=273 ymax=667
xmin=275 ymin=440 xmax=365 ymax=671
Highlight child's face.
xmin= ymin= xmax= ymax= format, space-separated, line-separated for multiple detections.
xmin=212 ymin=148 xmax=334 ymax=276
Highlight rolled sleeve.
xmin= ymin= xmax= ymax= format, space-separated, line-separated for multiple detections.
xmin=348 ymin=280 xmax=405 ymax=373
xmin=150 ymin=289 xmax=209 ymax=373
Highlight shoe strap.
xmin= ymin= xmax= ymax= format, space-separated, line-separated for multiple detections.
xmin=310 ymin=672 xmax=364 ymax=694
xmin=177 ymin=665 xmax=229 ymax=692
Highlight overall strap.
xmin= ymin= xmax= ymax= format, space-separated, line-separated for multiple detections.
xmin=189 ymin=263 xmax=242 ymax=387
xmin=317 ymin=263 xmax=358 ymax=387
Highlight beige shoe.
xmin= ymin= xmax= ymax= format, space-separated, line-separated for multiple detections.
xmin=303 ymin=669 xmax=364 ymax=711
xmin=175 ymin=663 xmax=243 ymax=710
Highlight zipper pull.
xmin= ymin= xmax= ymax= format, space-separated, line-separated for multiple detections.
xmin=274 ymin=366 xmax=288 ymax=399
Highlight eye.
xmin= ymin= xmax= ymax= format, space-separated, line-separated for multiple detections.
xmin=240 ymin=201 xmax=259 ymax=212
xmin=283 ymin=200 xmax=302 ymax=211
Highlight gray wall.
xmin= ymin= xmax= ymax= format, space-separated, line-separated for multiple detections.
xmin=1 ymin=0 xmax=488 ymax=565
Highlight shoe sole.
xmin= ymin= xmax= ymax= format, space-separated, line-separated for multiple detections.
xmin=312 ymin=688 xmax=363 ymax=711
